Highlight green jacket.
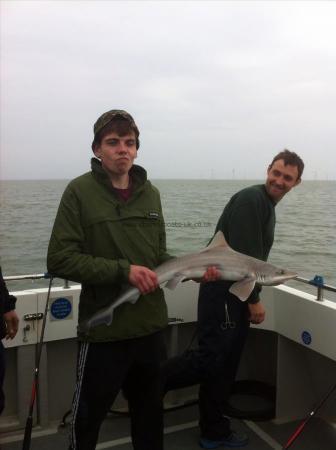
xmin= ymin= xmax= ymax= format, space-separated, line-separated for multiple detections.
xmin=47 ymin=159 xmax=171 ymax=342
xmin=215 ymin=184 xmax=276 ymax=303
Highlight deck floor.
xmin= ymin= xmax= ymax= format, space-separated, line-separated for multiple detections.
xmin=1 ymin=405 xmax=335 ymax=450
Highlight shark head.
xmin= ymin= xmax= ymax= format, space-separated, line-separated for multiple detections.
xmin=260 ymin=264 xmax=297 ymax=286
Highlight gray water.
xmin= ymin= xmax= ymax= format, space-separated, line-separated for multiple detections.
xmin=0 ymin=179 xmax=335 ymax=298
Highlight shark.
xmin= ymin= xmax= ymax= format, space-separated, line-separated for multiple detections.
xmin=83 ymin=231 xmax=297 ymax=330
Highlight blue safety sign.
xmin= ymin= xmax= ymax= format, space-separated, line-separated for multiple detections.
xmin=301 ymin=330 xmax=312 ymax=346
xmin=50 ymin=297 xmax=72 ymax=320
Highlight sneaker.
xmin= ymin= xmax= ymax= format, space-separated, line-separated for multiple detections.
xmin=199 ymin=431 xmax=249 ymax=449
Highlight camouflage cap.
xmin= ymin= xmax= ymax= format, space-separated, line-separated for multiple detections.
xmin=93 ymin=109 xmax=139 ymax=137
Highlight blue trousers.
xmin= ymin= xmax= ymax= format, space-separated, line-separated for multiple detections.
xmin=163 ymin=281 xmax=250 ymax=440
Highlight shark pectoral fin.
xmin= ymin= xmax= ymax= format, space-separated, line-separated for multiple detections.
xmin=165 ymin=274 xmax=185 ymax=290
xmin=229 ymin=278 xmax=256 ymax=301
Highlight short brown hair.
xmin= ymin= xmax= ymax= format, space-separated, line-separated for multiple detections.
xmin=270 ymin=149 xmax=304 ymax=180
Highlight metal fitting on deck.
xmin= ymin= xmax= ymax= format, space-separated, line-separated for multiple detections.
xmin=309 ymin=275 xmax=325 ymax=301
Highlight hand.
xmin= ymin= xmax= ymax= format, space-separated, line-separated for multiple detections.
xmin=202 ymin=266 xmax=221 ymax=282
xmin=186 ymin=266 xmax=220 ymax=283
xmin=3 ymin=310 xmax=19 ymax=339
xmin=128 ymin=265 xmax=159 ymax=294
xmin=248 ymin=301 xmax=265 ymax=324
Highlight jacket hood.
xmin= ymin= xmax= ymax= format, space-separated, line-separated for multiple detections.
xmin=90 ymin=157 xmax=148 ymax=191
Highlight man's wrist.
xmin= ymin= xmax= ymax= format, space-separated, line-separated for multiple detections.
xmin=118 ymin=259 xmax=131 ymax=282
xmin=247 ymin=295 xmax=260 ymax=304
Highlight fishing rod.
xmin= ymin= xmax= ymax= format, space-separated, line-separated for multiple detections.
xmin=22 ymin=275 xmax=53 ymax=450
xmin=282 ymin=381 xmax=336 ymax=449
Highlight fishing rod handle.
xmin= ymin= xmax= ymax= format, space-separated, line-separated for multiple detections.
xmin=22 ymin=416 xmax=33 ymax=450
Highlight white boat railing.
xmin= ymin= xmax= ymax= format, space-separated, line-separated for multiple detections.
xmin=4 ymin=273 xmax=336 ymax=299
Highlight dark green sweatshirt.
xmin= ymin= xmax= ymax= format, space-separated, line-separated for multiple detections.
xmin=215 ymin=184 xmax=276 ymax=303
xmin=47 ymin=159 xmax=171 ymax=342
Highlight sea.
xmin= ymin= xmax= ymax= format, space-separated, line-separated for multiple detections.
xmin=0 ymin=179 xmax=335 ymax=299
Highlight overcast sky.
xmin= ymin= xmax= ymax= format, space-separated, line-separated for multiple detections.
xmin=1 ymin=1 xmax=336 ymax=180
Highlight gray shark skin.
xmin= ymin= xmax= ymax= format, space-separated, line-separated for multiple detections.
xmin=83 ymin=231 xmax=297 ymax=330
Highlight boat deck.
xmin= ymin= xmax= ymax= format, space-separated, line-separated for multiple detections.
xmin=1 ymin=282 xmax=336 ymax=450
xmin=1 ymin=404 xmax=335 ymax=450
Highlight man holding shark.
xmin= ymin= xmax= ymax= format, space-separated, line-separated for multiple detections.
xmin=47 ymin=109 xmax=216 ymax=450
xmin=162 ymin=149 xmax=304 ymax=449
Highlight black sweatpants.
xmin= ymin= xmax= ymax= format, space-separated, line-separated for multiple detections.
xmin=70 ymin=330 xmax=167 ymax=450
xmin=0 ymin=341 xmax=5 ymax=415
xmin=163 ymin=281 xmax=250 ymax=440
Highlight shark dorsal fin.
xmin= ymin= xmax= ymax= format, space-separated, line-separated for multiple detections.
xmin=202 ymin=230 xmax=231 ymax=251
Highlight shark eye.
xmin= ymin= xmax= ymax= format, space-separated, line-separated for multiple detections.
xmin=277 ymin=269 xmax=285 ymax=275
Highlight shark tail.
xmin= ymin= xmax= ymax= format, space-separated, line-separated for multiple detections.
xmin=81 ymin=309 xmax=114 ymax=332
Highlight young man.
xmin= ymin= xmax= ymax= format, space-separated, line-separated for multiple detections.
xmin=48 ymin=109 xmax=216 ymax=450
xmin=47 ymin=110 xmax=171 ymax=450
xmin=0 ymin=266 xmax=19 ymax=415
xmin=163 ymin=149 xmax=304 ymax=449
